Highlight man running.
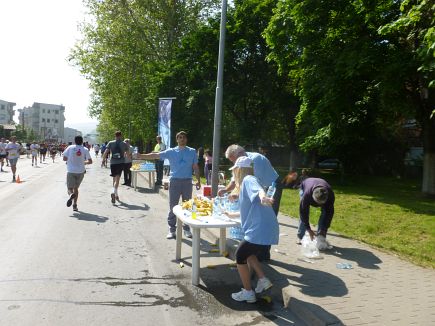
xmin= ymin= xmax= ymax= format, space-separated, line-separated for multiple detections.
xmin=30 ymin=141 xmax=39 ymax=166
xmin=63 ymin=135 xmax=92 ymax=211
xmin=102 ymin=131 xmax=129 ymax=203
xmin=93 ymin=143 xmax=100 ymax=157
xmin=5 ymin=136 xmax=21 ymax=182
xmin=0 ymin=138 xmax=7 ymax=172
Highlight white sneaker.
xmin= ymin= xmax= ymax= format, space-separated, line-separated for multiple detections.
xmin=183 ymin=230 xmax=192 ymax=238
xmin=231 ymin=288 xmax=256 ymax=303
xmin=166 ymin=232 xmax=176 ymax=239
xmin=255 ymin=277 xmax=273 ymax=294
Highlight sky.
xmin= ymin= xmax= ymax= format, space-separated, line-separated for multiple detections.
xmin=0 ymin=0 xmax=97 ymax=128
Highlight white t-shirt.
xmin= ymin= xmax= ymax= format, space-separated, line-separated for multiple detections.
xmin=30 ymin=144 xmax=40 ymax=156
xmin=93 ymin=144 xmax=100 ymax=152
xmin=5 ymin=143 xmax=21 ymax=159
xmin=63 ymin=145 xmax=91 ymax=173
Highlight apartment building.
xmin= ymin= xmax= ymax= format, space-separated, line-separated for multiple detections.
xmin=19 ymin=102 xmax=65 ymax=141
xmin=0 ymin=99 xmax=16 ymax=124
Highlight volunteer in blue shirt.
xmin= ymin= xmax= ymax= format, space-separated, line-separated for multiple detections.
xmin=138 ymin=131 xmax=201 ymax=239
xmin=227 ymin=156 xmax=279 ymax=303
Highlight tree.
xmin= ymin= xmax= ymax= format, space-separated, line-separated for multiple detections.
xmin=379 ymin=0 xmax=435 ymax=195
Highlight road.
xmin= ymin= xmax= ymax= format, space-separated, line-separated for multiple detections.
xmin=0 ymin=154 xmax=302 ymax=326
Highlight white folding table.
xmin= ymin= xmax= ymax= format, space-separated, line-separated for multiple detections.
xmin=172 ymin=205 xmax=240 ymax=286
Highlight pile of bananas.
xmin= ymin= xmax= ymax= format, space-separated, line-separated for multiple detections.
xmin=181 ymin=197 xmax=212 ymax=216
xmin=131 ymin=163 xmax=141 ymax=171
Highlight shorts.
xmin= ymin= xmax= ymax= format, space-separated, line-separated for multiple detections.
xmin=110 ymin=163 xmax=125 ymax=177
xmin=67 ymin=172 xmax=85 ymax=189
xmin=235 ymin=240 xmax=268 ymax=264
xmin=8 ymin=158 xmax=18 ymax=166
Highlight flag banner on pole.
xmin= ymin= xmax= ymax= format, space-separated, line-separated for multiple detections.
xmin=158 ymin=99 xmax=172 ymax=166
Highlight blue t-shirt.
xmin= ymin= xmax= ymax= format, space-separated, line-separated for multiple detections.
xmin=246 ymin=152 xmax=278 ymax=188
xmin=239 ymin=175 xmax=279 ymax=245
xmin=159 ymin=146 xmax=198 ymax=179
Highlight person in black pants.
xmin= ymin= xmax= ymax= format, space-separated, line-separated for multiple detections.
xmin=122 ymin=139 xmax=133 ymax=186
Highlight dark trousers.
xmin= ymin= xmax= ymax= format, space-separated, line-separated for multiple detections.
xmin=155 ymin=160 xmax=164 ymax=184
xmin=123 ymin=162 xmax=132 ymax=185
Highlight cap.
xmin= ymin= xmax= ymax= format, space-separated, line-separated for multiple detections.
xmin=229 ymin=156 xmax=253 ymax=170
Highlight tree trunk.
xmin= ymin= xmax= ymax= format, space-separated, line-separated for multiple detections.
xmin=421 ymin=90 xmax=435 ymax=196
xmin=422 ymin=152 xmax=435 ymax=196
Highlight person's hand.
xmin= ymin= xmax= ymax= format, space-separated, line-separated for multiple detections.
xmin=217 ymin=189 xmax=226 ymax=196
xmin=195 ymin=181 xmax=201 ymax=190
xmin=228 ymin=194 xmax=239 ymax=202
xmin=259 ymin=191 xmax=274 ymax=206
xmin=307 ymin=229 xmax=315 ymax=241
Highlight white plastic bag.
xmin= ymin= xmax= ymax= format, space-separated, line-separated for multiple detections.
xmin=301 ymin=234 xmax=320 ymax=258
xmin=316 ymin=235 xmax=333 ymax=250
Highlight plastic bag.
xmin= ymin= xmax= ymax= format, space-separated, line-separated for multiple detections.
xmin=316 ymin=235 xmax=333 ymax=250
xmin=301 ymin=234 xmax=320 ymax=258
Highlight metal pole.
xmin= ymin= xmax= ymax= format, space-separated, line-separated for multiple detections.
xmin=211 ymin=0 xmax=227 ymax=197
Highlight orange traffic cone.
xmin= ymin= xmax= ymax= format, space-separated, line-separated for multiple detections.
xmin=16 ymin=175 xmax=21 ymax=183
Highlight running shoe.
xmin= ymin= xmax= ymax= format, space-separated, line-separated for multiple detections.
xmin=72 ymin=205 xmax=78 ymax=211
xmin=111 ymin=193 xmax=116 ymax=203
xmin=255 ymin=277 xmax=273 ymax=294
xmin=231 ymin=288 xmax=256 ymax=303
xmin=66 ymin=194 xmax=76 ymax=207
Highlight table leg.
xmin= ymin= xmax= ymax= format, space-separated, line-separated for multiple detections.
xmin=148 ymin=171 xmax=152 ymax=188
xmin=133 ymin=172 xmax=137 ymax=191
xmin=176 ymin=218 xmax=183 ymax=260
xmin=219 ymin=228 xmax=226 ymax=255
xmin=192 ymin=228 xmax=201 ymax=286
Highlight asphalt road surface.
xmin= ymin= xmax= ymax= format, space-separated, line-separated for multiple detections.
xmin=0 ymin=154 xmax=302 ymax=326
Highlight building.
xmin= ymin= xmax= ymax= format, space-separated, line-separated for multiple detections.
xmin=19 ymin=102 xmax=65 ymax=142
xmin=64 ymin=127 xmax=82 ymax=144
xmin=0 ymin=99 xmax=16 ymax=138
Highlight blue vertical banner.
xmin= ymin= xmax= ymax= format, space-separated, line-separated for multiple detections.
xmin=158 ymin=98 xmax=172 ymax=151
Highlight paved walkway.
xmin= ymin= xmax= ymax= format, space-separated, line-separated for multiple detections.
xmin=143 ymin=174 xmax=434 ymax=325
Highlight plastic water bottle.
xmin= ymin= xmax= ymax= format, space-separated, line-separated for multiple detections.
xmin=266 ymin=182 xmax=276 ymax=199
xmin=133 ymin=146 xmax=138 ymax=158
xmin=213 ymin=197 xmax=221 ymax=216
xmin=191 ymin=202 xmax=197 ymax=219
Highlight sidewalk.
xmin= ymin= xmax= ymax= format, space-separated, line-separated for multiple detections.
xmin=140 ymin=175 xmax=435 ymax=325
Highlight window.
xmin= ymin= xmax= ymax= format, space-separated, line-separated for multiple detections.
xmin=47 ymin=119 xmax=50 ymax=123
xmin=0 ymin=105 xmax=5 ymax=110
xmin=42 ymin=109 xmax=45 ymax=113
xmin=48 ymin=110 xmax=50 ymax=113
xmin=55 ymin=110 xmax=58 ymax=114
xmin=55 ymin=119 xmax=58 ymax=123
xmin=42 ymin=118 xmax=45 ymax=122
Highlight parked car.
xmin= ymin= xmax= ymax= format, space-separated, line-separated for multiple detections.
xmin=317 ymin=158 xmax=341 ymax=169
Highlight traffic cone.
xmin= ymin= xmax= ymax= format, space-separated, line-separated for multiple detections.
xmin=16 ymin=175 xmax=21 ymax=183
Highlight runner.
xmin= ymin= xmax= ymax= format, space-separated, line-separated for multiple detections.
xmin=30 ymin=141 xmax=39 ymax=166
xmin=0 ymin=138 xmax=7 ymax=172
xmin=5 ymin=136 xmax=21 ymax=182
xmin=93 ymin=143 xmax=100 ymax=157
xmin=102 ymin=131 xmax=129 ymax=203
xmin=50 ymin=144 xmax=57 ymax=163
xmin=63 ymin=135 xmax=92 ymax=211
xmin=39 ymin=143 xmax=48 ymax=163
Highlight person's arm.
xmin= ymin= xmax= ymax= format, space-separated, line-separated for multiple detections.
xmin=101 ymin=148 xmax=110 ymax=166
xmin=137 ymin=152 xmax=160 ymax=160
xmin=218 ymin=180 xmax=236 ymax=196
xmin=192 ymin=163 xmax=201 ymax=190
xmin=299 ymin=196 xmax=315 ymax=240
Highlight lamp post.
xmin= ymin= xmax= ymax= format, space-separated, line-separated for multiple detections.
xmin=211 ymin=0 xmax=228 ymax=197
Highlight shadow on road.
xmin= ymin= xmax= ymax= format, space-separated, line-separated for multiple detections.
xmin=70 ymin=212 xmax=109 ymax=223
xmin=323 ymin=245 xmax=382 ymax=269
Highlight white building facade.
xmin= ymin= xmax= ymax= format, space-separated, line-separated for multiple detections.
xmin=19 ymin=102 xmax=65 ymax=141
xmin=0 ymin=99 xmax=16 ymax=124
